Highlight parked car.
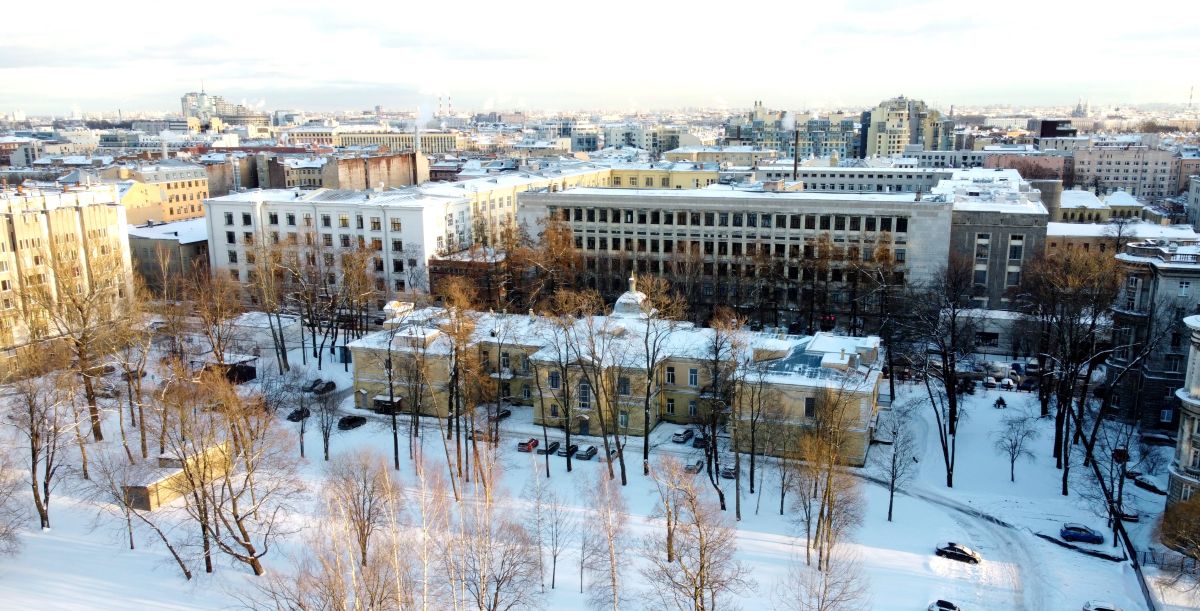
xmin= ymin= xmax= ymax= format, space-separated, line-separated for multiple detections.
xmin=671 ymin=429 xmax=694 ymax=443
xmin=934 ymin=542 xmax=981 ymax=564
xmin=928 ymin=601 xmax=961 ymax=611
xmin=471 ymin=429 xmax=496 ymax=442
xmin=286 ymin=407 xmax=311 ymax=422
xmin=999 ymin=377 xmax=1016 ymax=390
xmin=982 ymin=376 xmax=998 ymax=389
xmin=575 ymin=445 xmax=598 ymax=460
xmin=1060 ymin=523 xmax=1104 ymax=544
xmin=517 ymin=438 xmax=538 ymax=452
xmin=537 ymin=441 xmax=561 ymax=455
xmin=684 ymin=460 xmax=704 ymax=474
xmin=604 ymin=447 xmax=618 ymax=460
xmin=720 ymin=465 xmax=736 ymax=479
xmin=1010 ymin=363 xmax=1024 ymax=375
xmin=302 ymin=379 xmax=326 ymax=393
xmin=1082 ymin=602 xmax=1122 ymax=611
xmin=337 ymin=415 xmax=366 ymax=430
xmin=311 ymin=380 xmax=336 ymax=395
xmin=557 ymin=443 xmax=580 ymax=458
xmin=122 ymin=369 xmax=147 ymax=381
xmin=1023 ymin=359 xmax=1041 ymax=376
xmin=94 ymin=382 xmax=120 ymax=398
xmin=692 ymin=435 xmax=709 ymax=449
xmin=1118 ymin=510 xmax=1140 ymax=523
xmin=489 ymin=407 xmax=513 ymax=422
xmin=1018 ymin=378 xmax=1038 ymax=392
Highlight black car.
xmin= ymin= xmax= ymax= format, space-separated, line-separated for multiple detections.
xmin=604 ymin=447 xmax=618 ymax=460
xmin=311 ymin=381 xmax=336 ymax=395
xmin=720 ymin=465 xmax=736 ymax=479
xmin=302 ymin=379 xmax=326 ymax=393
xmin=684 ymin=459 xmax=704 ymax=474
xmin=488 ymin=408 xmax=513 ymax=422
xmin=1018 ymin=378 xmax=1038 ymax=392
xmin=692 ymin=435 xmax=708 ymax=449
xmin=557 ymin=443 xmax=579 ymax=458
xmin=287 ymin=407 xmax=311 ymax=422
xmin=122 ymin=369 xmax=147 ymax=381
xmin=935 ymin=542 xmax=981 ymax=564
xmin=928 ymin=601 xmax=961 ymax=611
xmin=337 ymin=415 xmax=366 ymax=430
xmin=671 ymin=429 xmax=694 ymax=443
xmin=537 ymin=441 xmax=561 ymax=455
xmin=575 ymin=445 xmax=598 ymax=460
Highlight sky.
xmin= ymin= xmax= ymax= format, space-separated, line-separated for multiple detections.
xmin=2 ymin=0 xmax=1197 ymax=116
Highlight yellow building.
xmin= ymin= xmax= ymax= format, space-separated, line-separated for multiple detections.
xmin=608 ymin=162 xmax=720 ymax=190
xmin=0 ymin=183 xmax=133 ymax=356
xmin=115 ymin=179 xmax=167 ymax=226
xmin=347 ymin=280 xmax=883 ymax=465
xmin=103 ymin=162 xmax=210 ymax=222
xmin=664 ymin=146 xmax=778 ymax=167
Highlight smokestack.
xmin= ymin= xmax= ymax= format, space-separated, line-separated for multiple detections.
xmin=792 ymin=128 xmax=799 ymax=180
xmin=162 ymin=139 xmax=169 ymax=161
xmin=413 ymin=107 xmax=422 ymax=154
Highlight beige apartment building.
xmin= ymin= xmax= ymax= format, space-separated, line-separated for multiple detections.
xmin=102 ymin=161 xmax=210 ymax=222
xmin=0 ymin=184 xmax=133 ymax=356
xmin=1073 ymin=146 xmax=1177 ymax=198
xmin=285 ymin=126 xmax=465 ymax=154
xmin=664 ymin=146 xmax=778 ymax=167
xmin=348 ymin=286 xmax=883 ymax=465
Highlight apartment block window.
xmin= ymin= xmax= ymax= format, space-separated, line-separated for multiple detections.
xmin=1008 ymin=235 xmax=1024 ymax=261
xmin=666 ymin=366 xmax=675 ymax=384
xmin=286 ymin=213 xmax=296 ymax=226
xmin=578 ymin=381 xmax=591 ymax=410
xmin=323 ymin=253 xmax=334 ymax=266
xmin=549 ymin=371 xmax=560 ymax=389
xmin=268 ymin=212 xmax=279 ymax=225
xmin=392 ymin=259 xmax=404 ymax=273
xmin=370 ymin=217 xmax=381 ymax=231
xmin=1006 ymin=270 xmax=1021 ymax=287
xmin=894 ymin=249 xmax=906 ymax=263
xmin=391 ymin=219 xmax=402 ymax=231
xmin=688 ymin=400 xmax=697 ymax=417
xmin=337 ymin=214 xmax=348 ymax=228
xmin=322 ymin=234 xmax=333 ymax=247
xmin=975 ymin=234 xmax=990 ymax=261
xmin=973 ymin=269 xmax=987 ymax=286
xmin=1161 ymin=409 xmax=1174 ymax=423
xmin=522 ymin=385 xmax=531 ymax=399
xmin=804 ymin=397 xmax=816 ymax=418
xmin=550 ymin=404 xmax=560 ymax=418
xmin=370 ymin=238 xmax=382 ymax=251
xmin=227 ymin=250 xmax=238 ymax=264
xmin=392 ymin=239 xmax=404 ymax=252
xmin=229 ymin=269 xmax=240 ymax=281
xmin=1180 ymin=281 xmax=1192 ymax=297
xmin=666 ymin=398 xmax=675 ymax=415
xmin=617 ymin=376 xmax=630 ymax=396
xmin=225 ymin=231 xmax=236 ymax=244
xmin=1166 ymin=355 xmax=1184 ymax=373
xmin=321 ymin=214 xmax=331 ymax=228
xmin=242 ymin=212 xmax=252 ymax=226
xmin=224 ymin=212 xmax=234 ymax=225
xmin=340 ymin=235 xmax=351 ymax=248
xmin=688 ymin=368 xmax=698 ymax=386
xmin=356 ymin=215 xmax=363 ymax=229
xmin=896 ymin=217 xmax=908 ymax=233
xmin=618 ymin=412 xmax=629 ymax=428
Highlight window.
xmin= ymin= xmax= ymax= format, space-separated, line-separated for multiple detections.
xmin=392 ymin=239 xmax=404 ymax=252
xmin=268 ymin=212 xmax=279 ymax=225
xmin=976 ymin=331 xmax=1000 ymax=347
xmin=500 ymin=352 xmax=510 ymax=370
xmin=229 ymin=269 xmax=239 ymax=281
xmin=322 ymin=233 xmax=333 ymax=247
xmin=894 ymin=249 xmax=906 ymax=263
xmin=1006 ymin=271 xmax=1021 ymax=287
xmin=666 ymin=399 xmax=675 ymax=415
xmin=286 ymin=213 xmax=296 ymax=226
xmin=688 ymin=368 xmax=698 ymax=386
xmin=339 ymin=214 xmax=350 ymax=228
xmin=522 ymin=385 xmax=531 ymax=399
xmin=391 ymin=219 xmax=402 ymax=231
xmin=666 ymin=366 xmax=675 ymax=384
xmin=1181 ymin=281 xmax=1192 ymax=297
xmin=1166 ymin=354 xmax=1184 ymax=373
xmin=227 ymin=250 xmax=238 ymax=264
xmin=242 ymin=212 xmax=252 ymax=226
xmin=618 ymin=412 xmax=629 ymax=428
xmin=1160 ymin=409 xmax=1174 ymax=423
xmin=618 ymin=376 xmax=630 ymax=396
xmin=370 ymin=217 xmax=381 ymax=231
xmin=804 ymin=397 xmax=816 ymax=418
xmin=549 ymin=371 xmax=560 ymax=389
xmin=223 ymin=212 xmax=233 ymax=225
xmin=550 ymin=404 xmax=559 ymax=418
xmin=321 ymin=214 xmax=331 ymax=228
xmin=578 ymin=381 xmax=591 ymax=410
xmin=688 ymin=400 xmax=697 ymax=417
xmin=226 ymin=231 xmax=236 ymax=244
xmin=340 ymin=235 xmax=351 ymax=248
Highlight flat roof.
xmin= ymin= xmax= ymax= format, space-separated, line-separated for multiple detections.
xmin=127 ymin=218 xmax=208 ymax=244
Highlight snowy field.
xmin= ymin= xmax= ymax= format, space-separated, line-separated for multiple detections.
xmin=0 ymin=347 xmax=1195 ymax=610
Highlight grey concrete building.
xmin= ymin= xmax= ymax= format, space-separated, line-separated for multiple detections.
xmin=1167 ymin=315 xmax=1200 ymax=506
xmin=126 ymin=219 xmax=209 ymax=294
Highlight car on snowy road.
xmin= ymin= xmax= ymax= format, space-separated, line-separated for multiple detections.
xmin=337 ymin=415 xmax=366 ymax=430
xmin=1060 ymin=523 xmax=1104 ymax=544
xmin=928 ymin=601 xmax=961 ymax=611
xmin=517 ymin=438 xmax=538 ymax=452
xmin=1082 ymin=602 xmax=1121 ymax=611
xmin=684 ymin=460 xmax=703 ymax=474
xmin=557 ymin=443 xmax=579 ymax=458
xmin=934 ymin=542 xmax=981 ymax=564
xmin=537 ymin=441 xmax=560 ymax=455
xmin=575 ymin=445 xmax=598 ymax=460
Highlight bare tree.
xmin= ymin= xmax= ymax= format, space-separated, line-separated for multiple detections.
xmin=778 ymin=548 xmax=870 ymax=611
xmin=870 ymin=397 xmax=919 ymax=521
xmin=545 ymin=488 xmax=576 ymax=590
xmin=641 ymin=456 xmax=755 ymax=610
xmin=636 ymin=275 xmax=686 ymax=476
xmin=586 ymin=468 xmax=628 ymax=611
xmin=323 ymin=449 xmax=403 ymax=568
xmin=1157 ymin=496 xmax=1200 ymax=593
xmin=3 ymin=351 xmax=74 ymax=529
xmin=314 ymin=390 xmax=340 ymax=462
xmin=0 ymin=452 xmax=24 ymax=557
xmin=993 ymin=411 xmax=1040 ymax=483
xmin=699 ymin=307 xmax=748 ymax=511
xmin=523 ymin=453 xmax=552 ymax=591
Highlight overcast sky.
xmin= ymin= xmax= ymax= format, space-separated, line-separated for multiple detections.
xmin=3 ymin=0 xmax=1196 ymax=116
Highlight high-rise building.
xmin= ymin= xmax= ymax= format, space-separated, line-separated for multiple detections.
xmin=862 ymin=96 xmax=951 ymax=158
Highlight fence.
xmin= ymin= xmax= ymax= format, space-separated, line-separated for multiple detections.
xmin=1139 ymin=549 xmax=1200 ymax=575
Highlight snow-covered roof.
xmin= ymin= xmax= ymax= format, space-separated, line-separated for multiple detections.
xmin=1103 ymin=191 xmax=1143 ymax=208
xmin=1047 ymin=222 xmax=1199 ymax=240
xmin=126 ymin=218 xmax=208 ymax=244
xmin=1059 ymin=190 xmax=1105 ymax=209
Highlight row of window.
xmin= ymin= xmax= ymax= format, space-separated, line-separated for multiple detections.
xmin=223 ymin=210 xmax=404 ymax=233
xmin=558 ymin=207 xmax=910 ymax=233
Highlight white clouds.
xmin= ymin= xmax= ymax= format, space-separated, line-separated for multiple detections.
xmin=1 ymin=0 xmax=1195 ymax=113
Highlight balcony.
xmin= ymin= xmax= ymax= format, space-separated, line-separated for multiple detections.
xmin=488 ymin=368 xmax=514 ymax=380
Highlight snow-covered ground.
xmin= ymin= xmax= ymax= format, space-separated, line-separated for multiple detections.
xmin=0 ymin=348 xmax=1192 ymax=610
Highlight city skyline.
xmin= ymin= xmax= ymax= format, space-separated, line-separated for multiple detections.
xmin=3 ymin=0 xmax=1197 ymax=116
